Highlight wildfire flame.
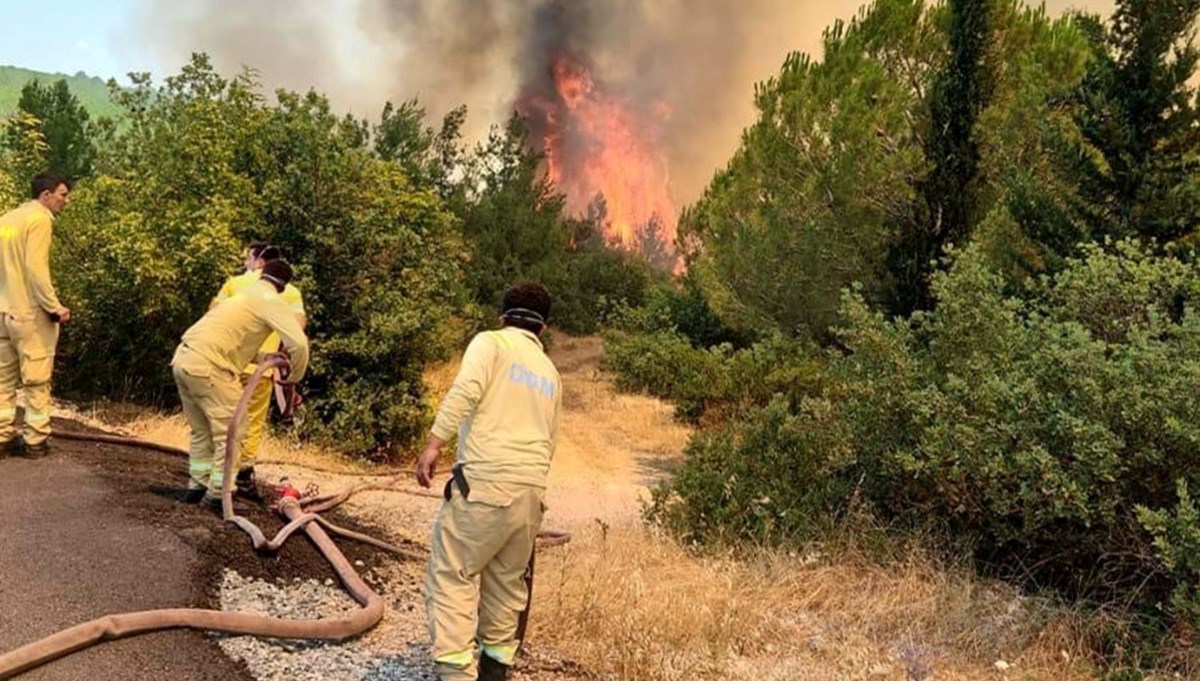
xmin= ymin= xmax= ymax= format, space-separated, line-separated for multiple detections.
xmin=521 ymin=54 xmax=677 ymax=262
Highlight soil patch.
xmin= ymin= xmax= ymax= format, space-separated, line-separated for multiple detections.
xmin=52 ymin=418 xmax=402 ymax=605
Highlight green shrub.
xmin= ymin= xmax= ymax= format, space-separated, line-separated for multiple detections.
xmin=551 ymin=247 xmax=654 ymax=335
xmin=51 ymin=56 xmax=469 ymax=459
xmin=1139 ymin=481 xmax=1200 ymax=635
xmin=602 ymin=330 xmax=726 ymax=421
xmin=646 ymin=396 xmax=858 ymax=543
xmin=649 ymin=241 xmax=1200 ymax=644
xmin=602 ymin=329 xmax=823 ymax=423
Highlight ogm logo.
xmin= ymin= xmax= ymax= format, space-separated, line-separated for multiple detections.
xmin=508 ymin=362 xmax=556 ymax=399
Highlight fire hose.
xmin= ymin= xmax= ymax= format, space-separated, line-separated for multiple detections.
xmin=0 ymin=356 xmax=569 ymax=678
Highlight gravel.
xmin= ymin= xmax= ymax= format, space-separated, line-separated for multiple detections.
xmin=216 ymin=570 xmax=437 ymax=681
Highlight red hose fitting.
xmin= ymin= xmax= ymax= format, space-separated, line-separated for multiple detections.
xmin=278 ymin=479 xmax=302 ymax=500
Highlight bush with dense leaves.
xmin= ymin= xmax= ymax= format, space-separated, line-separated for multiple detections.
xmin=649 ymin=242 xmax=1200 ymax=639
xmin=603 ymin=328 xmax=822 ymax=423
xmin=550 ymin=247 xmax=655 ymax=335
xmin=51 ymin=56 xmax=468 ymax=458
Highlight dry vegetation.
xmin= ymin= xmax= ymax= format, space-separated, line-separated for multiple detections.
xmin=70 ymin=334 xmax=1113 ymax=680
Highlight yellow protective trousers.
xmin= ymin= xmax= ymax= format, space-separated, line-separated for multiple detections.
xmin=0 ymin=310 xmax=58 ymax=446
xmin=172 ymin=347 xmax=241 ymax=495
xmin=236 ymin=371 xmax=272 ymax=470
xmin=425 ymin=479 xmax=544 ymax=681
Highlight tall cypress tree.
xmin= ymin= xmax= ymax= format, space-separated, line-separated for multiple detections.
xmin=890 ymin=0 xmax=995 ymax=314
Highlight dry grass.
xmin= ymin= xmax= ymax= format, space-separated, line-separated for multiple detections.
xmin=78 ymin=334 xmax=1105 ymax=681
xmin=530 ymin=523 xmax=1097 ymax=681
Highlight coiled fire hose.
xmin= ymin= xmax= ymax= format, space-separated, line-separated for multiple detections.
xmin=0 ymin=356 xmax=569 ymax=679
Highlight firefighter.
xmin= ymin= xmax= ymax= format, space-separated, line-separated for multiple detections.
xmin=210 ymin=241 xmax=307 ymax=499
xmin=172 ymin=259 xmax=309 ymax=508
xmin=416 ymin=282 xmax=562 ymax=681
xmin=0 ymin=172 xmax=73 ymax=458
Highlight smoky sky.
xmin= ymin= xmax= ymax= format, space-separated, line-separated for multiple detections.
xmin=133 ymin=0 xmax=1116 ymax=205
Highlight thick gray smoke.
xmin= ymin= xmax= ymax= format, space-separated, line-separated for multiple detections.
xmin=133 ymin=0 xmax=1115 ymax=206
xmin=357 ymin=0 xmax=865 ymax=207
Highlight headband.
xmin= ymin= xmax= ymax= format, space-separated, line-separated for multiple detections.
xmin=502 ymin=307 xmax=546 ymax=324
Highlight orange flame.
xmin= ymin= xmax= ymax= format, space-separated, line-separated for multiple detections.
xmin=531 ymin=55 xmax=677 ymax=261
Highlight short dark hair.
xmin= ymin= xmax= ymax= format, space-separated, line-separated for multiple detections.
xmin=248 ymin=240 xmax=270 ymax=258
xmin=260 ymin=259 xmax=294 ymax=292
xmin=258 ymin=245 xmax=281 ymax=262
xmin=30 ymin=172 xmax=70 ymax=200
xmin=501 ymin=282 xmax=552 ymax=333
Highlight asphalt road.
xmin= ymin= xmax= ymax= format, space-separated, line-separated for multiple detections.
xmin=0 ymin=445 xmax=252 ymax=681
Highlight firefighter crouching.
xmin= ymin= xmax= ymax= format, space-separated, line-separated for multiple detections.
xmin=210 ymin=240 xmax=307 ymax=498
xmin=172 ymin=258 xmax=310 ymax=509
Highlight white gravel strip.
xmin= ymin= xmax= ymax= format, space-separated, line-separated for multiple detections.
xmin=216 ymin=570 xmax=437 ymax=681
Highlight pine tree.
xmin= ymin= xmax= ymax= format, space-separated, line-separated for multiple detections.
xmin=11 ymin=79 xmax=96 ymax=180
xmin=1068 ymin=0 xmax=1200 ymax=243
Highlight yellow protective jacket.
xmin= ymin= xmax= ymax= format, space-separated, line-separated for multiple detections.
xmin=212 ymin=269 xmax=306 ymax=373
xmin=173 ymin=279 xmax=310 ymax=382
xmin=0 ymin=201 xmax=62 ymax=314
xmin=431 ymin=326 xmax=562 ymax=488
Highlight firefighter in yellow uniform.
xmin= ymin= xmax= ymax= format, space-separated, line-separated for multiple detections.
xmin=211 ymin=242 xmax=306 ymax=497
xmin=416 ymin=282 xmax=562 ymax=681
xmin=172 ymin=259 xmax=309 ymax=508
xmin=0 ymin=173 xmax=73 ymax=457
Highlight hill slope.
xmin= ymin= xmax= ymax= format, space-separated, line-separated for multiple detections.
xmin=0 ymin=64 xmax=120 ymax=119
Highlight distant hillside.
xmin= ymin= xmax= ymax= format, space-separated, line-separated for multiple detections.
xmin=0 ymin=65 xmax=121 ymax=120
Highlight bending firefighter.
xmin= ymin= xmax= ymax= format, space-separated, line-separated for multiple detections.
xmin=416 ymin=282 xmax=562 ymax=681
xmin=211 ymin=241 xmax=307 ymax=498
xmin=0 ymin=173 xmax=73 ymax=457
xmin=172 ymin=259 xmax=309 ymax=508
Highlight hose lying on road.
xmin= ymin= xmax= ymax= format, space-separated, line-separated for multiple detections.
xmin=0 ymin=358 xmax=383 ymax=680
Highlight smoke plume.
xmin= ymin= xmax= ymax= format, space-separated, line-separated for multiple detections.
xmin=133 ymin=0 xmax=1115 ymax=214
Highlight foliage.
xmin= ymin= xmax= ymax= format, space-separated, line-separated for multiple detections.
xmin=241 ymin=88 xmax=468 ymax=456
xmin=54 ymin=54 xmax=468 ymax=458
xmin=650 ymin=242 xmax=1200 ymax=649
xmin=1066 ymin=0 xmax=1200 ymax=244
xmin=679 ymin=0 xmax=938 ymax=341
xmin=0 ymin=110 xmax=48 ymax=201
xmin=1138 ymin=481 xmax=1200 ymax=635
xmin=374 ymin=98 xmax=468 ymax=201
xmin=9 ymin=79 xmax=97 ymax=180
xmin=453 ymin=114 xmax=570 ymax=311
xmin=680 ymin=0 xmax=1094 ymax=340
xmin=890 ymin=0 xmax=994 ymax=313
xmin=610 ymin=277 xmax=749 ymax=349
xmin=448 ymin=113 xmax=657 ymax=336
xmin=549 ymin=246 xmax=655 ymax=335
xmin=604 ymin=329 xmax=822 ymax=423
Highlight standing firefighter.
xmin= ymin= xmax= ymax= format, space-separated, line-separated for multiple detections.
xmin=210 ymin=241 xmax=307 ymax=498
xmin=416 ymin=282 xmax=562 ymax=681
xmin=172 ymin=259 xmax=309 ymax=508
xmin=0 ymin=173 xmax=73 ymax=457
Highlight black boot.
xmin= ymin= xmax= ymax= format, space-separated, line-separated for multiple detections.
xmin=236 ymin=467 xmax=262 ymax=502
xmin=479 ymin=654 xmax=510 ymax=681
xmin=179 ymin=488 xmax=207 ymax=504
xmin=21 ymin=439 xmax=50 ymax=459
